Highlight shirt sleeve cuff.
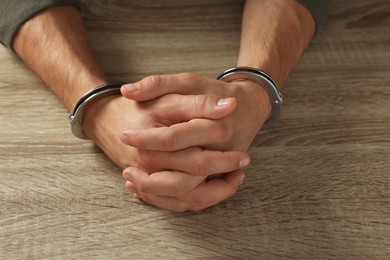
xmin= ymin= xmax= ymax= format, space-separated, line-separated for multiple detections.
xmin=296 ymin=0 xmax=332 ymax=32
xmin=0 ymin=0 xmax=81 ymax=49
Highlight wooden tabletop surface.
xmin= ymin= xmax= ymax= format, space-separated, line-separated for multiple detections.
xmin=1 ymin=0 xmax=389 ymax=259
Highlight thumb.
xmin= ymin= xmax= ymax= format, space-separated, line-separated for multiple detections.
xmin=121 ymin=73 xmax=215 ymax=101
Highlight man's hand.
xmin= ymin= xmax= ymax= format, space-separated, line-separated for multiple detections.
xmin=123 ymin=167 xmax=245 ymax=212
xmin=81 ymin=82 xmax=255 ymax=212
xmin=120 ymin=73 xmax=272 ymax=212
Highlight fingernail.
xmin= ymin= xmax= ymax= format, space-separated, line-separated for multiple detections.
xmin=217 ymin=98 xmax=232 ymax=107
xmin=239 ymin=157 xmax=250 ymax=168
xmin=120 ymin=133 xmax=129 ymax=144
xmin=238 ymin=174 xmax=245 ymax=186
xmin=122 ymin=129 xmax=136 ymax=136
xmin=133 ymin=193 xmax=140 ymax=199
xmin=122 ymin=82 xmax=140 ymax=93
xmin=120 ymin=130 xmax=136 ymax=145
xmin=123 ymin=171 xmax=132 ymax=180
xmin=122 ymin=168 xmax=136 ymax=181
xmin=125 ymin=181 xmax=135 ymax=192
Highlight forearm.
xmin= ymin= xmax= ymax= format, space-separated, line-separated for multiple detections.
xmin=12 ymin=6 xmax=106 ymax=111
xmin=238 ymin=0 xmax=315 ymax=88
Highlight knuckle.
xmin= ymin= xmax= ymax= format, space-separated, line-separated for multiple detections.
xmin=194 ymin=95 xmax=212 ymax=113
xmin=136 ymin=150 xmax=150 ymax=165
xmin=179 ymin=72 xmax=196 ymax=81
xmin=178 ymin=72 xmax=199 ymax=86
xmin=147 ymin=75 xmax=162 ymax=88
xmin=195 ymin=158 xmax=211 ymax=176
xmin=194 ymin=95 xmax=206 ymax=112
xmin=136 ymin=150 xmax=158 ymax=169
xmin=162 ymin=129 xmax=177 ymax=151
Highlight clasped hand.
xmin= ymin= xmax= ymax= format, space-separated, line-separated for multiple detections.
xmin=83 ymin=73 xmax=271 ymax=212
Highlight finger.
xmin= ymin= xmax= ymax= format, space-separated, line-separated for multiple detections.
xmin=123 ymin=167 xmax=205 ymax=197
xmin=162 ymin=148 xmax=250 ymax=176
xmin=136 ymin=193 xmax=190 ymax=213
xmin=121 ymin=73 xmax=226 ymax=101
xmin=180 ymin=170 xmax=245 ymax=211
xmin=124 ymin=181 xmax=141 ymax=199
xmin=139 ymin=93 xmax=237 ymax=122
xmin=126 ymin=147 xmax=250 ymax=176
xmin=135 ymin=171 xmax=245 ymax=212
xmin=122 ymin=119 xmax=230 ymax=151
xmin=125 ymin=180 xmax=135 ymax=193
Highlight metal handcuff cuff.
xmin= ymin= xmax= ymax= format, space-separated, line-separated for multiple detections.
xmin=69 ymin=67 xmax=283 ymax=139
xmin=69 ymin=83 xmax=123 ymax=139
xmin=217 ymin=67 xmax=283 ymax=129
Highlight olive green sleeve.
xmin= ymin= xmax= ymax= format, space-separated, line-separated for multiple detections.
xmin=0 ymin=0 xmax=80 ymax=49
xmin=1 ymin=1 xmax=331 ymax=49
xmin=296 ymin=0 xmax=333 ymax=31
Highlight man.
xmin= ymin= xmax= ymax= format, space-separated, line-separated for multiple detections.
xmin=0 ymin=0 xmax=331 ymax=212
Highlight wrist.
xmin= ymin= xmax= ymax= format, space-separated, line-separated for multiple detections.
xmin=81 ymin=95 xmax=120 ymax=140
xmin=234 ymin=79 xmax=272 ymax=127
xmin=69 ymin=83 xmax=123 ymax=139
xmin=66 ymin=78 xmax=108 ymax=111
xmin=218 ymin=67 xmax=282 ymax=129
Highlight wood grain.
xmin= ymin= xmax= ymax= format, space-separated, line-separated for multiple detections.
xmin=1 ymin=0 xmax=390 ymax=259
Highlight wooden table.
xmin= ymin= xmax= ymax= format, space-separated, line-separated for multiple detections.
xmin=1 ymin=0 xmax=389 ymax=258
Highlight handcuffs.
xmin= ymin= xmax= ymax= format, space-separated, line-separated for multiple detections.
xmin=69 ymin=67 xmax=283 ymax=139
